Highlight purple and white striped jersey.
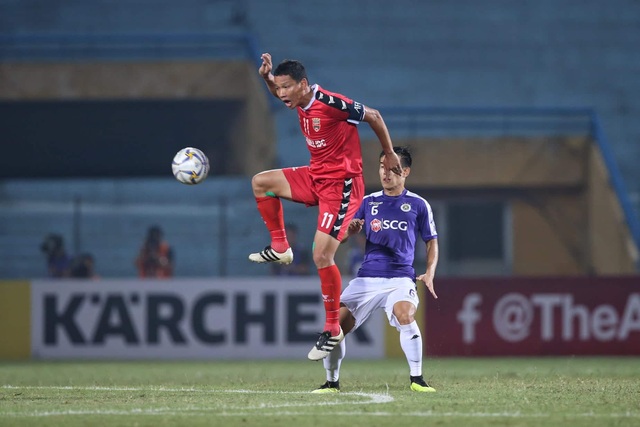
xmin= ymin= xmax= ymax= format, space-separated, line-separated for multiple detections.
xmin=353 ymin=189 xmax=437 ymax=279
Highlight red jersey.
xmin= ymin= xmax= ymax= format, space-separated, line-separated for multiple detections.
xmin=297 ymin=84 xmax=366 ymax=179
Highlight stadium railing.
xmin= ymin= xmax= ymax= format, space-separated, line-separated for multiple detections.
xmin=2 ymin=33 xmax=637 ymax=270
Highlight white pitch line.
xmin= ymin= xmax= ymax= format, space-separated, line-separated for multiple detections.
xmin=217 ymin=411 xmax=640 ymax=418
xmin=4 ymin=409 xmax=640 ymax=419
xmin=0 ymin=385 xmax=392 ymax=417
xmin=2 ymin=385 xmax=638 ymax=419
xmin=1 ymin=385 xmax=391 ymax=402
xmin=1 ymin=408 xmax=178 ymax=418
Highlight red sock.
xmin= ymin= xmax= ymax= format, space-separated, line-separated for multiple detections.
xmin=255 ymin=196 xmax=289 ymax=253
xmin=318 ymin=265 xmax=342 ymax=336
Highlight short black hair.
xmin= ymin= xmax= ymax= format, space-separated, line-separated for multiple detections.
xmin=273 ymin=59 xmax=308 ymax=83
xmin=40 ymin=233 xmax=64 ymax=255
xmin=380 ymin=146 xmax=412 ymax=168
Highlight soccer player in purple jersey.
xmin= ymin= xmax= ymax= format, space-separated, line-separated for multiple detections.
xmin=312 ymin=146 xmax=439 ymax=393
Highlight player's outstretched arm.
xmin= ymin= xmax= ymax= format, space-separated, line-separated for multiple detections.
xmin=417 ymin=238 xmax=439 ymax=299
xmin=362 ymin=106 xmax=402 ymax=177
xmin=258 ymin=53 xmax=278 ymax=98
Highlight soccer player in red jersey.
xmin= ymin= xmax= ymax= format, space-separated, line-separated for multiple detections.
xmin=250 ymin=53 xmax=402 ymax=360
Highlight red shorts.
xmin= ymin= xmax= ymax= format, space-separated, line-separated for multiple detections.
xmin=283 ymin=166 xmax=364 ymax=241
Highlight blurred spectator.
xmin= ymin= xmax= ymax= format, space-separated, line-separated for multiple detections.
xmin=69 ymin=253 xmax=98 ymax=279
xmin=271 ymin=223 xmax=311 ymax=276
xmin=135 ymin=225 xmax=174 ymax=278
xmin=40 ymin=233 xmax=71 ymax=278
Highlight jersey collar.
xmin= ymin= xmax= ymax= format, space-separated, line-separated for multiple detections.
xmin=301 ymin=84 xmax=319 ymax=111
xmin=383 ymin=188 xmax=408 ymax=199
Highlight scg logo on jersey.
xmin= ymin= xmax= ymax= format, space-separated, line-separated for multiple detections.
xmin=370 ymin=218 xmax=408 ymax=232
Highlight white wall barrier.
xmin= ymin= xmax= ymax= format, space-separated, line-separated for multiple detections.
xmin=29 ymin=278 xmax=385 ymax=360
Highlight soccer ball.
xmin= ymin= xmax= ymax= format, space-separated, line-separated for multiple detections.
xmin=171 ymin=147 xmax=210 ymax=185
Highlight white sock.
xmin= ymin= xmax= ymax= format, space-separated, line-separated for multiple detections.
xmin=399 ymin=321 xmax=422 ymax=377
xmin=323 ymin=338 xmax=346 ymax=382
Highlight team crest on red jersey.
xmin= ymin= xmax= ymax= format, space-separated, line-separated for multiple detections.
xmin=312 ymin=118 xmax=321 ymax=132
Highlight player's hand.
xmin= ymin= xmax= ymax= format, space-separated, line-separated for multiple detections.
xmin=382 ymin=151 xmax=402 ymax=178
xmin=416 ymin=273 xmax=438 ymax=299
xmin=347 ymin=219 xmax=364 ymax=235
xmin=259 ymin=53 xmax=272 ymax=78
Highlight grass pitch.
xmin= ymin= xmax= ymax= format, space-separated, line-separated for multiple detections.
xmin=1 ymin=357 xmax=639 ymax=427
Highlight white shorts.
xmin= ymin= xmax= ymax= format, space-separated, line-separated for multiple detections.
xmin=341 ymin=277 xmax=419 ymax=331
